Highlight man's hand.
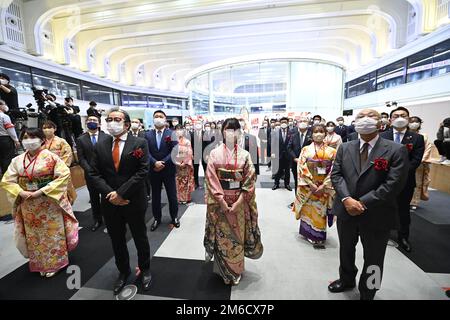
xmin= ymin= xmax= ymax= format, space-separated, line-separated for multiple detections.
xmin=343 ymin=197 xmax=365 ymax=216
xmin=154 ymin=161 xmax=165 ymax=171
xmin=106 ymin=191 xmax=130 ymax=206
xmin=14 ymin=141 xmax=21 ymax=148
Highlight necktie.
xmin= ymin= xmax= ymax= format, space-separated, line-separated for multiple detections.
xmin=300 ymin=132 xmax=304 ymax=147
xmin=91 ymin=134 xmax=97 ymax=145
xmin=360 ymin=143 xmax=369 ymax=171
xmin=395 ymin=131 xmax=401 ymax=144
xmin=283 ymin=130 xmax=286 ymax=142
xmin=112 ymin=138 xmax=120 ymax=172
xmin=157 ymin=131 xmax=162 ymax=149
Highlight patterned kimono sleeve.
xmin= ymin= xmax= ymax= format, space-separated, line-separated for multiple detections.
xmin=184 ymin=140 xmax=194 ymax=166
xmin=241 ymin=152 xmax=256 ymax=203
xmin=205 ymin=151 xmax=225 ymax=205
xmin=40 ymin=154 xmax=70 ymax=202
xmin=0 ymin=157 xmax=24 ymax=204
xmin=322 ymin=147 xmax=337 ymax=189
xmin=298 ymin=146 xmax=314 ymax=186
xmin=59 ymin=138 xmax=73 ymax=167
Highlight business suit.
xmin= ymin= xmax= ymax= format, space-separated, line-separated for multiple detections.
xmin=331 ymin=137 xmax=409 ymax=299
xmin=202 ymin=130 xmax=217 ymax=174
xmin=146 ymin=128 xmax=179 ymax=222
xmin=191 ymin=130 xmax=202 ymax=187
xmin=287 ymin=128 xmax=312 ymax=190
xmin=130 ymin=130 xmax=146 ymax=138
xmin=88 ymin=133 xmax=151 ymax=275
xmin=258 ymin=127 xmax=270 ymax=165
xmin=380 ymin=128 xmax=425 ymax=241
xmin=243 ymin=133 xmax=260 ymax=175
xmin=335 ymin=125 xmax=348 ymax=142
xmin=76 ymin=130 xmax=109 ymax=224
xmin=272 ymin=128 xmax=291 ymax=187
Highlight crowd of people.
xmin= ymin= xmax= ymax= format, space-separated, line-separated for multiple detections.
xmin=0 ymin=87 xmax=449 ymax=299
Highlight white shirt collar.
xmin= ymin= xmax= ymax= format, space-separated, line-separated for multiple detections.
xmin=393 ymin=128 xmax=407 ymax=134
xmin=359 ymin=134 xmax=379 ymax=150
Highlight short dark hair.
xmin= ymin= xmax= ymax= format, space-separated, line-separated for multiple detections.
xmin=280 ymin=117 xmax=289 ymax=122
xmin=20 ymin=127 xmax=45 ymax=142
xmin=175 ymin=124 xmax=183 ymax=130
xmin=42 ymin=120 xmax=57 ymax=129
xmin=0 ymin=73 xmax=10 ymax=82
xmin=410 ymin=116 xmax=422 ymax=123
xmin=153 ymin=110 xmax=166 ymax=117
xmin=107 ymin=107 xmax=131 ymax=125
xmin=326 ymin=121 xmax=336 ymax=127
xmin=381 ymin=112 xmax=389 ymax=118
xmin=47 ymin=93 xmax=56 ymax=100
xmin=89 ymin=101 xmax=97 ymax=106
xmin=86 ymin=115 xmax=101 ymax=123
xmin=390 ymin=106 xmax=409 ymax=118
xmin=221 ymin=118 xmax=241 ymax=136
xmin=313 ymin=115 xmax=322 ymax=121
xmin=64 ymin=97 xmax=73 ymax=102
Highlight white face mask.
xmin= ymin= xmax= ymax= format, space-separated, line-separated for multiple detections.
xmin=355 ymin=116 xmax=379 ymax=134
xmin=22 ymin=138 xmax=42 ymax=151
xmin=153 ymin=118 xmax=166 ymax=128
xmin=0 ymin=104 xmax=8 ymax=112
xmin=326 ymin=126 xmax=335 ymax=133
xmin=409 ymin=122 xmax=420 ymax=130
xmin=131 ymin=123 xmax=140 ymax=130
xmin=298 ymin=122 xmax=308 ymax=130
xmin=107 ymin=121 xmax=125 ymax=136
xmin=392 ymin=117 xmax=409 ymax=129
xmin=381 ymin=118 xmax=389 ymax=125
xmin=313 ymin=120 xmax=320 ymax=125
xmin=312 ymin=132 xmax=325 ymax=143
xmin=172 ymin=121 xmax=179 ymax=126
xmin=195 ymin=124 xmax=202 ymax=130
xmin=281 ymin=123 xmax=288 ymax=129
xmin=337 ymin=121 xmax=344 ymax=126
xmin=205 ymin=127 xmax=211 ymax=131
xmin=275 ymin=126 xmax=281 ymax=130
xmin=0 ymin=79 xmax=8 ymax=85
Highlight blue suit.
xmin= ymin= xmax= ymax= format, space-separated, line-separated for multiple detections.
xmin=146 ymin=128 xmax=178 ymax=222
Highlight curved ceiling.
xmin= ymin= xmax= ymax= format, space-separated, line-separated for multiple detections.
xmin=4 ymin=0 xmax=448 ymax=94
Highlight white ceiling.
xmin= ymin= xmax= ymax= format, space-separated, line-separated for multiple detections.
xmin=5 ymin=0 xmax=449 ymax=94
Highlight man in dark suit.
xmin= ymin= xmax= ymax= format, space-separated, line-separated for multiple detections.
xmin=202 ymin=122 xmax=216 ymax=174
xmin=379 ymin=112 xmax=390 ymax=132
xmin=258 ymin=120 xmax=270 ymax=166
xmin=191 ymin=122 xmax=203 ymax=188
xmin=288 ymin=116 xmax=312 ymax=192
xmin=272 ymin=117 xmax=292 ymax=191
xmin=380 ymin=106 xmax=425 ymax=252
xmin=76 ymin=115 xmax=109 ymax=231
xmin=329 ymin=109 xmax=409 ymax=300
xmin=146 ymin=110 xmax=180 ymax=231
xmin=88 ymin=108 xmax=152 ymax=295
xmin=335 ymin=116 xmax=348 ymax=142
xmin=129 ymin=118 xmax=146 ymax=138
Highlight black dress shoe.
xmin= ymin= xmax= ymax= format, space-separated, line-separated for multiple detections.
xmin=91 ymin=221 xmax=102 ymax=232
xmin=141 ymin=269 xmax=153 ymax=291
xmin=150 ymin=220 xmax=160 ymax=232
xmin=113 ymin=272 xmax=130 ymax=295
xmin=285 ymin=185 xmax=293 ymax=191
xmin=272 ymin=184 xmax=279 ymax=190
xmin=398 ymin=238 xmax=411 ymax=252
xmin=328 ymin=279 xmax=356 ymax=293
xmin=171 ymin=218 xmax=180 ymax=228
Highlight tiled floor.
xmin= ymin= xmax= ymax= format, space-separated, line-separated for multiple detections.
xmin=1 ymin=168 xmax=449 ymax=300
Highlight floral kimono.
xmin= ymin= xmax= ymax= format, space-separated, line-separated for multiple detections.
xmin=0 ymin=149 xmax=79 ymax=273
xmin=292 ymin=143 xmax=336 ymax=242
xmin=412 ymin=132 xmax=432 ymax=206
xmin=44 ymin=135 xmax=77 ymax=204
xmin=324 ymin=133 xmax=342 ymax=150
xmin=204 ymin=144 xmax=263 ymax=283
xmin=175 ymin=136 xmax=195 ymax=203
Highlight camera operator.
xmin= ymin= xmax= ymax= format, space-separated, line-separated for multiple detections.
xmin=0 ymin=73 xmax=19 ymax=111
xmin=64 ymin=97 xmax=83 ymax=138
xmin=87 ymin=101 xmax=103 ymax=118
xmin=0 ymin=100 xmax=20 ymax=176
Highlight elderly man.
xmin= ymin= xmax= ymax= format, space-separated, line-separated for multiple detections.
xmin=329 ymin=109 xmax=409 ymax=300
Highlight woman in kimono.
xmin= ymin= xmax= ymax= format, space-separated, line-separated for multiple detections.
xmin=174 ymin=124 xmax=195 ymax=204
xmin=409 ymin=116 xmax=433 ymax=209
xmin=204 ymin=118 xmax=263 ymax=285
xmin=324 ymin=121 xmax=343 ymax=150
xmin=293 ymin=124 xmax=336 ymax=249
xmin=0 ymin=128 xmax=79 ymax=277
xmin=42 ymin=120 xmax=77 ymax=204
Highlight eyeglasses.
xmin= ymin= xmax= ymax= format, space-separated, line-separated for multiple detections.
xmin=106 ymin=117 xmax=124 ymax=123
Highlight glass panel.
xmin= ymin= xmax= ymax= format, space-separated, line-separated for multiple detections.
xmin=347 ymin=71 xmax=376 ymax=98
xmin=147 ymin=95 xmax=164 ymax=108
xmin=406 ymin=47 xmax=434 ymax=82
xmin=0 ymin=58 xmax=33 ymax=94
xmin=376 ymin=60 xmax=405 ymax=90
xmin=190 ymin=73 xmax=209 ymax=115
xmin=432 ymin=39 xmax=450 ymax=76
xmin=31 ymin=68 xmax=81 ymax=99
xmin=81 ymin=81 xmax=114 ymax=104
xmin=166 ymin=98 xmax=183 ymax=109
xmin=124 ymin=92 xmax=148 ymax=108
xmin=112 ymin=89 xmax=121 ymax=105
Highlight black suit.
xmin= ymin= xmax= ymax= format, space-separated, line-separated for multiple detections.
xmin=258 ymin=127 xmax=270 ymax=165
xmin=88 ymin=134 xmax=151 ymax=275
xmin=348 ymin=132 xmax=358 ymax=141
xmin=272 ymin=128 xmax=291 ymax=187
xmin=331 ymin=137 xmax=409 ymax=299
xmin=191 ymin=130 xmax=202 ymax=187
xmin=202 ymin=130 xmax=217 ymax=173
xmin=380 ymin=129 xmax=425 ymax=240
xmin=335 ymin=125 xmax=348 ymax=142
xmin=243 ymin=133 xmax=259 ymax=175
xmin=146 ymin=129 xmax=178 ymax=222
xmin=130 ymin=130 xmax=146 ymax=138
xmin=76 ymin=130 xmax=109 ymax=223
xmin=288 ymin=129 xmax=312 ymax=190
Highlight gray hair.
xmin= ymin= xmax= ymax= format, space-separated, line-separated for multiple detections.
xmin=107 ymin=107 xmax=131 ymax=124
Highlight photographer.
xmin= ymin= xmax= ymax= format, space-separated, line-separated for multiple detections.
xmin=434 ymin=117 xmax=450 ymax=165
xmin=0 ymin=73 xmax=19 ymax=111
xmin=0 ymin=100 xmax=20 ymax=176
xmin=87 ymin=100 xmax=102 ymax=118
xmin=64 ymin=97 xmax=83 ymax=138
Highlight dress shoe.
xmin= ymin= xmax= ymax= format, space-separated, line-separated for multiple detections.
xmin=285 ymin=185 xmax=292 ymax=191
xmin=328 ymin=279 xmax=356 ymax=293
xmin=150 ymin=220 xmax=160 ymax=232
xmin=91 ymin=221 xmax=102 ymax=232
xmin=398 ymin=238 xmax=411 ymax=252
xmin=272 ymin=184 xmax=279 ymax=190
xmin=113 ymin=272 xmax=130 ymax=295
xmin=141 ymin=269 xmax=153 ymax=291
xmin=171 ymin=218 xmax=180 ymax=228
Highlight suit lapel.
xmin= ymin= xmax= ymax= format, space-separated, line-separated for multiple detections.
xmin=401 ymin=131 xmax=413 ymax=144
xmin=118 ymin=134 xmax=134 ymax=172
xmin=359 ymin=137 xmax=388 ymax=177
xmin=104 ymin=135 xmax=114 ymax=170
xmin=349 ymin=139 xmax=361 ymax=175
